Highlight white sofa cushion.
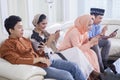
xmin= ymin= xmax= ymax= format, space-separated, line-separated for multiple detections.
xmin=109 ymin=39 xmax=120 ymax=56
xmin=0 ymin=58 xmax=11 ymax=64
xmin=0 ymin=58 xmax=46 ymax=80
xmin=27 ymin=76 xmax=44 ymax=80
xmin=113 ymin=58 xmax=120 ymax=73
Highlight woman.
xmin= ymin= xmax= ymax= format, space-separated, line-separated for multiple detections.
xmin=30 ymin=14 xmax=85 ymax=80
xmin=58 ymin=14 xmax=100 ymax=73
xmin=31 ymin=14 xmax=100 ymax=80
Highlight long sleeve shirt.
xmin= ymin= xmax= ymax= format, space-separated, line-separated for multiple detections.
xmin=0 ymin=37 xmax=47 ymax=67
xmin=89 ymin=24 xmax=102 ymax=38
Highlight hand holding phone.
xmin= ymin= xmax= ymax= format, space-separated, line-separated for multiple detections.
xmin=38 ymin=42 xmax=45 ymax=48
xmin=109 ymin=29 xmax=118 ymax=38
xmin=113 ymin=29 xmax=119 ymax=33
xmin=55 ymin=30 xmax=60 ymax=40
xmin=90 ymin=36 xmax=99 ymax=46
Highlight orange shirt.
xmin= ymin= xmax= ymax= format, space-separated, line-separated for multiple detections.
xmin=0 ymin=37 xmax=47 ymax=67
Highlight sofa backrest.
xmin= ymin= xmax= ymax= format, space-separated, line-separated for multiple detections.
xmin=101 ymin=20 xmax=120 ymax=39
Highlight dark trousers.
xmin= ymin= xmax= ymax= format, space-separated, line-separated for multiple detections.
xmin=91 ymin=39 xmax=111 ymax=72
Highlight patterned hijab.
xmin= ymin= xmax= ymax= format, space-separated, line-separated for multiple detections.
xmin=32 ymin=14 xmax=41 ymax=27
xmin=74 ymin=14 xmax=92 ymax=34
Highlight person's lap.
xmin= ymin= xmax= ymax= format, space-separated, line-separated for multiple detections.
xmin=44 ymin=66 xmax=74 ymax=80
xmin=44 ymin=59 xmax=85 ymax=80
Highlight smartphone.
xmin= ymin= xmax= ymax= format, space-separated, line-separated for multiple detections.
xmin=113 ymin=29 xmax=119 ymax=33
xmin=38 ymin=42 xmax=44 ymax=48
xmin=109 ymin=29 xmax=119 ymax=37
xmin=40 ymin=42 xmax=43 ymax=45
xmin=38 ymin=43 xmax=43 ymax=48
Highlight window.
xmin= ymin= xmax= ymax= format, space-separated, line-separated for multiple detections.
xmin=112 ymin=0 xmax=120 ymax=19
xmin=84 ymin=0 xmax=120 ymax=19
xmin=0 ymin=0 xmax=63 ymax=30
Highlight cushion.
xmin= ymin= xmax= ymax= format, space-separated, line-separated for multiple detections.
xmin=28 ymin=76 xmax=44 ymax=80
xmin=0 ymin=58 xmax=11 ymax=64
xmin=0 ymin=58 xmax=46 ymax=80
xmin=113 ymin=58 xmax=120 ymax=73
xmin=109 ymin=39 xmax=120 ymax=56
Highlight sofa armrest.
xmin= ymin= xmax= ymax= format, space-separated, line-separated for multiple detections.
xmin=113 ymin=58 xmax=120 ymax=74
xmin=0 ymin=58 xmax=46 ymax=80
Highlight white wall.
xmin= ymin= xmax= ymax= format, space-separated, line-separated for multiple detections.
xmin=1 ymin=0 xmax=119 ymax=33
xmin=62 ymin=0 xmax=78 ymax=21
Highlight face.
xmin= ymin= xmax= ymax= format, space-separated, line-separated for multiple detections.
xmin=37 ymin=19 xmax=47 ymax=31
xmin=9 ymin=22 xmax=24 ymax=38
xmin=94 ymin=15 xmax=103 ymax=24
xmin=87 ymin=19 xmax=93 ymax=31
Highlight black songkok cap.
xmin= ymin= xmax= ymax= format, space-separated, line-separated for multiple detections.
xmin=90 ymin=8 xmax=105 ymax=16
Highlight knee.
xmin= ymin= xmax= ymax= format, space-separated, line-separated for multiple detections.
xmin=69 ymin=62 xmax=82 ymax=74
xmin=106 ymin=40 xmax=111 ymax=47
xmin=61 ymin=71 xmax=74 ymax=80
xmin=68 ymin=62 xmax=79 ymax=70
xmin=72 ymin=62 xmax=80 ymax=69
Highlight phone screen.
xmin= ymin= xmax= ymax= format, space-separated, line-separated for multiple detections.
xmin=114 ymin=29 xmax=119 ymax=32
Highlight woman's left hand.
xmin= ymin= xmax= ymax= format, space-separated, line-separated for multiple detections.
xmin=55 ymin=30 xmax=60 ymax=41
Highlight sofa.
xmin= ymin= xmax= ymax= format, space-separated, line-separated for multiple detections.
xmin=0 ymin=20 xmax=120 ymax=80
xmin=0 ymin=58 xmax=46 ymax=80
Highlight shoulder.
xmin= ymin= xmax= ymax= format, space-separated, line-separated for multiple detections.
xmin=68 ymin=27 xmax=79 ymax=34
xmin=31 ymin=30 xmax=37 ymax=38
xmin=92 ymin=24 xmax=101 ymax=30
xmin=65 ymin=27 xmax=80 ymax=39
xmin=43 ymin=30 xmax=50 ymax=37
xmin=43 ymin=30 xmax=49 ymax=33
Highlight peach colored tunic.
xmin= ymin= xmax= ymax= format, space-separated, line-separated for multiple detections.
xmin=59 ymin=27 xmax=100 ymax=72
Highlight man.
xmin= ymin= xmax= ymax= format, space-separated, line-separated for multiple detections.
xmin=0 ymin=15 xmax=85 ymax=80
xmin=89 ymin=8 xmax=117 ymax=73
